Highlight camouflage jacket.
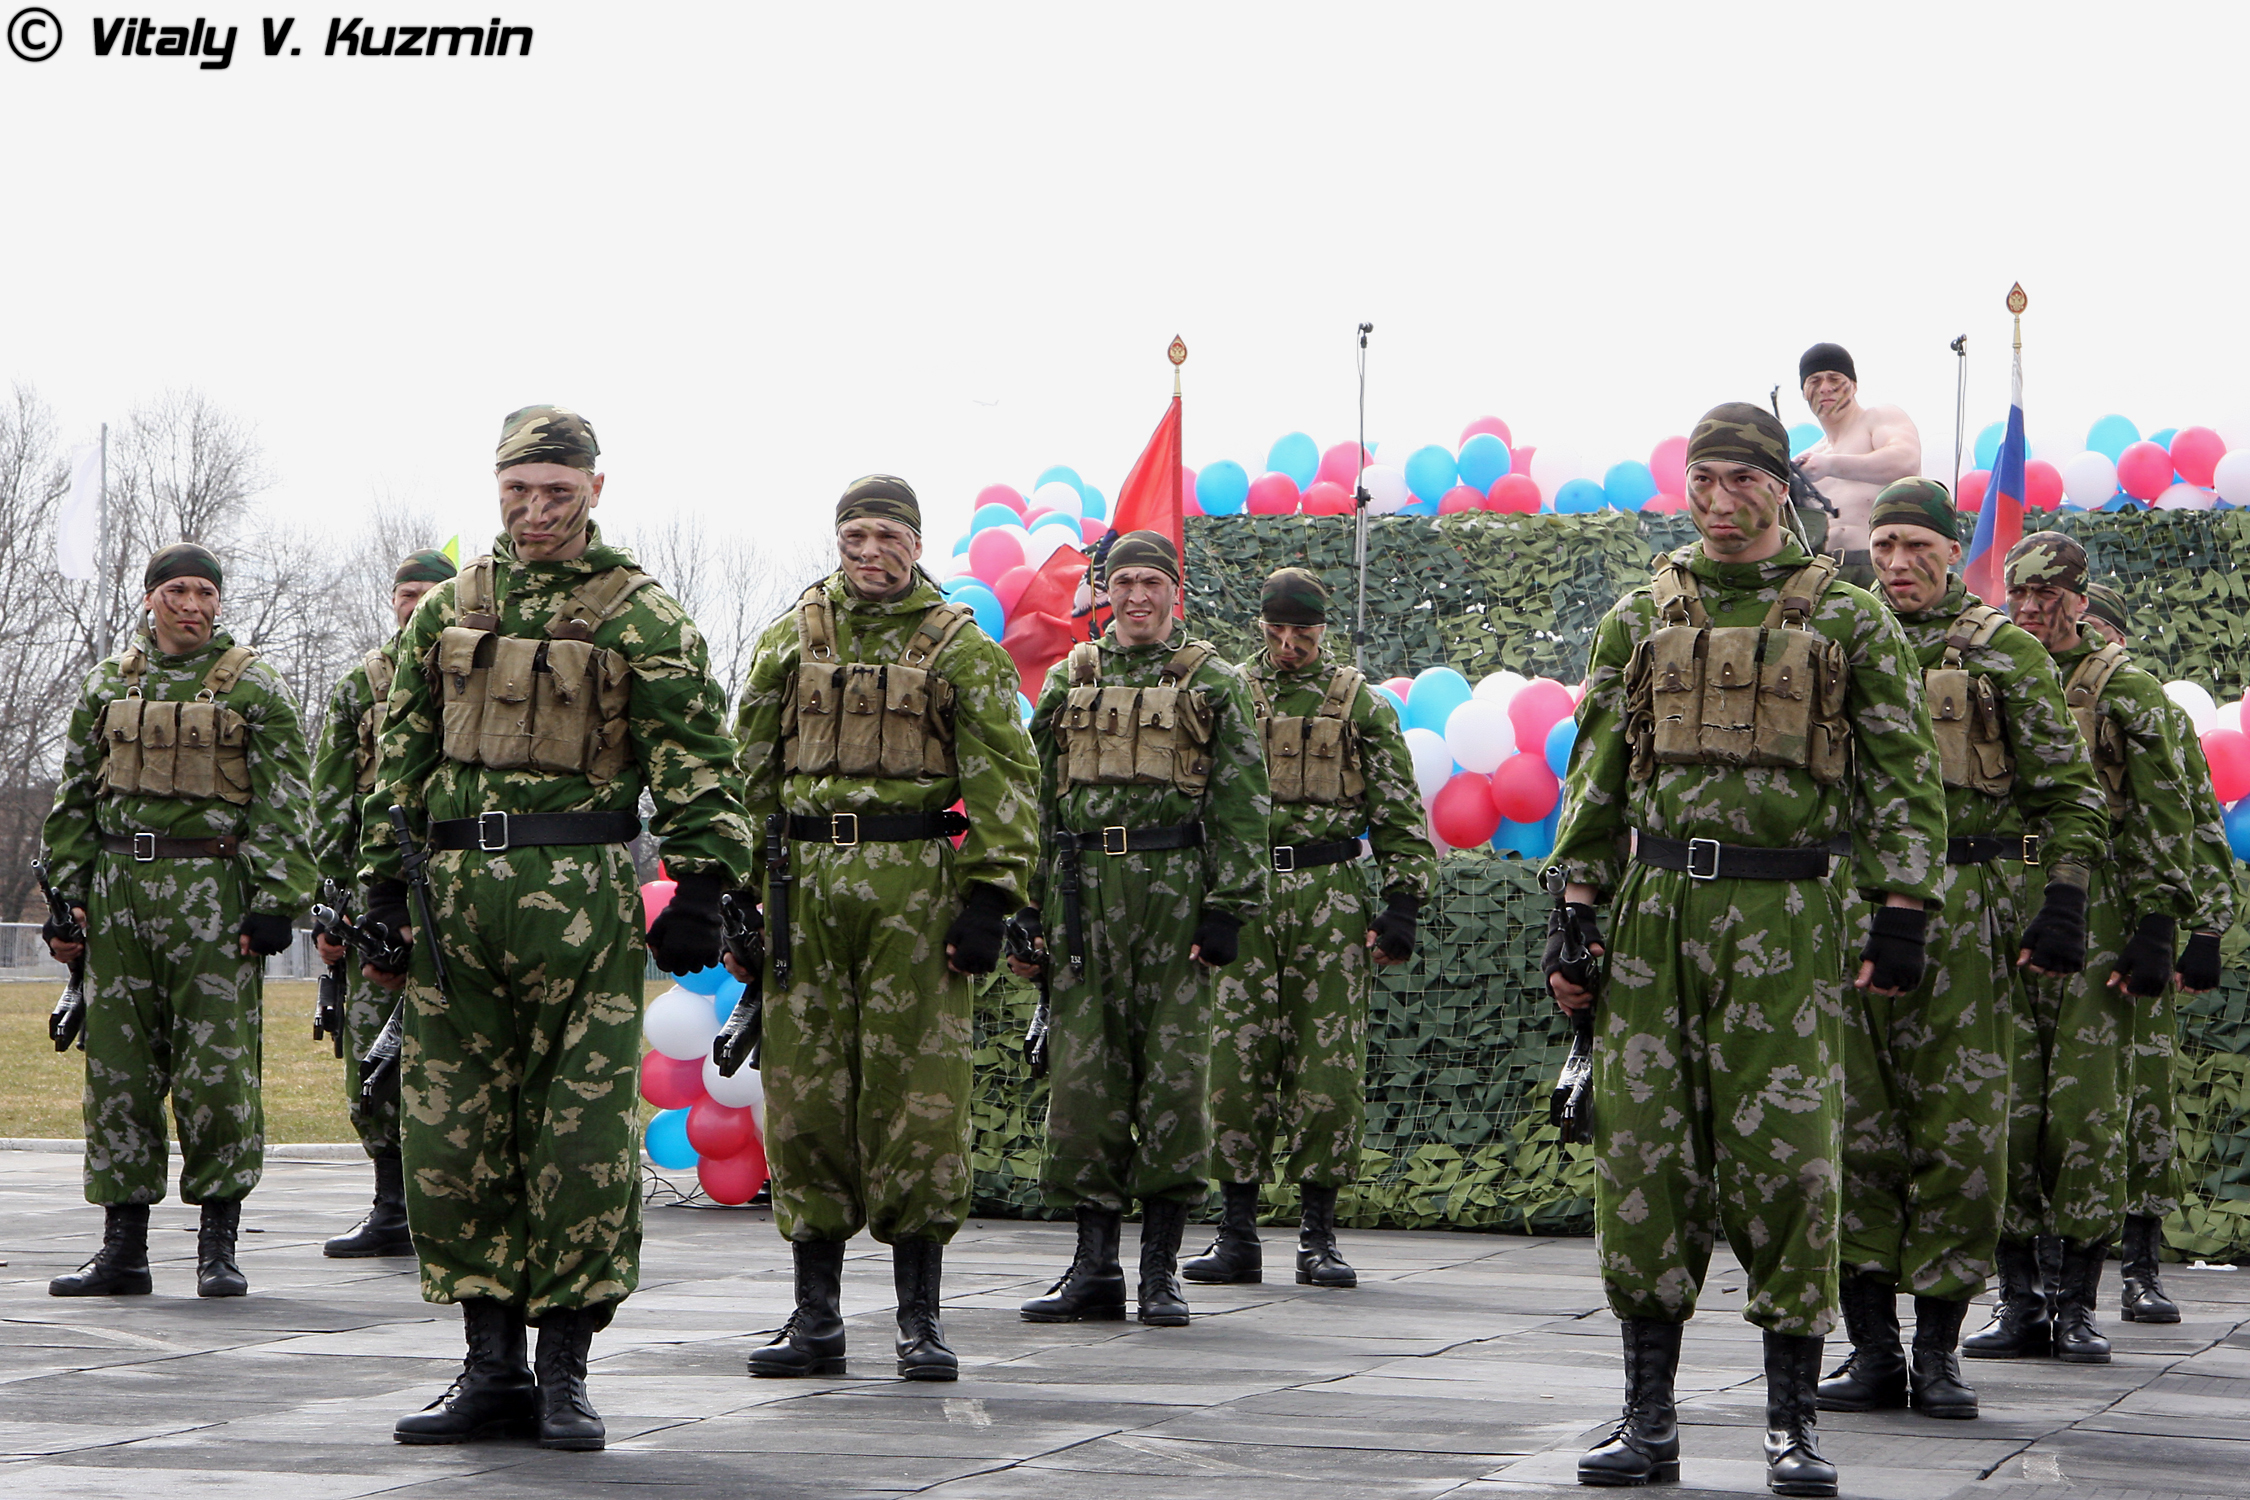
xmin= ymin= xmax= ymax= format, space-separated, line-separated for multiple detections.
xmin=1891 ymin=576 xmax=2109 ymax=892
xmin=2047 ymin=632 xmax=2198 ymax=924
xmin=2158 ymin=698 xmax=2241 ymax=936
xmin=1027 ymin=628 xmax=1270 ymax=922
xmin=1555 ymin=536 xmax=1947 ymax=903
xmin=308 ymin=637 xmax=391 ymax=889
xmin=733 ymin=570 xmax=1040 ymax=905
xmin=1246 ymin=648 xmax=1435 ymax=902
xmin=360 ymin=527 xmax=754 ymax=887
xmin=44 ymin=629 xmax=315 ymax=917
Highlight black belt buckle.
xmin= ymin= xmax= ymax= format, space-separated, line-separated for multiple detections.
xmin=132 ymin=832 xmax=157 ymax=863
xmin=1685 ymin=837 xmax=1720 ymax=881
xmin=2021 ymin=834 xmax=2041 ymax=866
xmin=477 ymin=811 xmax=510 ymax=851
xmin=1101 ymin=826 xmax=1129 ymax=856
xmin=830 ymin=813 xmax=859 ymax=848
xmin=1272 ymin=845 xmax=1296 ymax=874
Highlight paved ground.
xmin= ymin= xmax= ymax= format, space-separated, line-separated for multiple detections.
xmin=3 ymin=1151 xmax=2248 ymax=1500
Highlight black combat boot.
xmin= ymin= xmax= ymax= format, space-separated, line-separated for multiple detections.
xmin=2051 ymin=1237 xmax=2112 ymax=1363
xmin=393 ymin=1298 xmax=539 ymax=1444
xmin=49 ymin=1204 xmax=153 ymax=1297
xmin=1763 ymin=1331 xmax=1838 ymax=1497
xmin=534 ymin=1304 xmax=609 ymax=1450
xmin=1908 ymin=1296 xmax=1978 ymax=1418
xmin=1182 ymin=1182 xmax=1263 ymax=1285
xmin=1020 ymin=1205 xmax=1126 ymax=1322
xmin=749 ymin=1240 xmax=847 ymax=1376
xmin=1814 ymin=1273 xmax=1905 ymax=1411
xmin=196 ymin=1198 xmax=247 ymax=1298
xmin=2036 ymin=1234 xmax=2063 ymax=1320
xmin=1296 ymin=1183 xmax=1358 ymax=1289
xmin=1576 ymin=1318 xmax=1681 ymax=1487
xmin=892 ymin=1240 xmax=957 ymax=1381
xmin=2120 ymin=1214 xmax=2181 ymax=1323
xmin=1963 ymin=1238 xmax=2051 ymax=1358
xmin=1137 ymin=1197 xmax=1191 ymax=1326
xmin=325 ymin=1153 xmax=414 ymax=1258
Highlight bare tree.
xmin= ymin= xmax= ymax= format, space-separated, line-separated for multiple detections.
xmin=613 ymin=519 xmax=831 ymax=704
xmin=0 ymin=385 xmax=73 ymax=916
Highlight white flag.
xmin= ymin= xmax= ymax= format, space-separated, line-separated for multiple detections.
xmin=59 ymin=443 xmax=101 ymax=580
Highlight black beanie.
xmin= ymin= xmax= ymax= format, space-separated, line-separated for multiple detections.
xmin=1799 ymin=343 xmax=1856 ymax=386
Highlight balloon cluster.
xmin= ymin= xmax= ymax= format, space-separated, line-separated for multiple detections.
xmin=1958 ymin=417 xmax=2248 ymax=515
xmin=934 ymin=466 xmax=1108 ymax=702
xmin=1379 ymin=665 xmax=1580 ymax=856
xmin=636 ymin=877 xmax=769 ymax=1204
xmin=2162 ymin=683 xmax=2250 ymax=863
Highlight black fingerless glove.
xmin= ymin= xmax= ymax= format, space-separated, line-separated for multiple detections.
xmin=1371 ymin=892 xmax=1420 ymax=961
xmin=2114 ymin=913 xmax=2177 ymax=998
xmin=647 ymin=871 xmax=725 ymax=977
xmin=943 ymin=883 xmax=1012 ymax=975
xmin=2018 ymin=881 xmax=2088 ymax=974
xmin=1192 ymin=909 xmax=1243 ymax=968
xmin=1860 ymin=905 xmax=1928 ymax=993
xmin=1542 ymin=903 xmax=1604 ymax=990
xmin=240 ymin=911 xmax=295 ymax=957
xmin=362 ymin=879 xmax=412 ymax=974
xmin=2178 ymin=930 xmax=2224 ymax=992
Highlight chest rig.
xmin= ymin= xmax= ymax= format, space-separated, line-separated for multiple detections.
xmin=1623 ymin=553 xmax=1851 ymax=784
xmin=1924 ymin=604 xmax=2015 ymax=797
xmin=1249 ymin=663 xmax=1366 ymax=805
xmin=782 ymin=586 xmax=973 ymax=779
xmin=2063 ymin=641 xmax=2131 ymax=816
xmin=1055 ymin=639 xmax=1219 ymax=795
xmin=353 ymin=646 xmax=395 ymax=792
xmin=430 ymin=556 xmax=654 ymax=783
xmin=99 ymin=643 xmax=260 ymax=805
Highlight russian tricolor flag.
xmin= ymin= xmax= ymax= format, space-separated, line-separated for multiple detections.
xmin=1964 ymin=346 xmax=2024 ymax=605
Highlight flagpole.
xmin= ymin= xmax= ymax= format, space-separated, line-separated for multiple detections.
xmin=96 ymin=422 xmax=108 ymax=664
xmin=1351 ymin=322 xmax=1372 ymax=672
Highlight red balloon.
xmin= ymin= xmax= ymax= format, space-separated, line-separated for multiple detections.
xmin=1301 ymin=480 xmax=1354 ymax=516
xmin=2205 ymin=728 xmax=2250 ymax=804
xmin=1490 ymin=752 xmax=1562 ymax=824
xmin=1641 ymin=493 xmax=1686 ymax=514
xmin=1316 ymin=442 xmax=1373 ymax=488
xmin=686 ymin=1099 xmax=759 ymax=1160
xmin=639 ymin=1050 xmax=705 ymax=1111
xmin=1459 ymin=415 xmax=1514 ymax=449
xmin=2116 ymin=441 xmax=2174 ymax=501
xmin=1485 ymin=473 xmax=1542 ymax=513
xmin=1957 ymin=470 xmax=1989 ymax=512
xmin=697 ymin=1139 xmax=768 ymax=1206
xmin=1430 ymin=772 xmax=1500 ymax=848
xmin=2023 ymin=459 xmax=2063 ymax=512
xmin=1438 ymin=484 xmax=1484 ymax=515
xmin=1509 ymin=678 xmax=1576 ymax=752
xmin=640 ymin=879 xmax=675 ymax=930
xmin=1246 ymin=471 xmax=1301 ymax=516
xmin=975 ymin=484 xmax=1026 ymax=515
xmin=1381 ymin=676 xmax=1413 ymax=703
xmin=1649 ymin=436 xmax=1688 ymax=495
xmin=991 ymin=564 xmax=1036 ymax=614
xmin=2172 ymin=426 xmax=2226 ymax=488
xmin=968 ymin=527 xmax=1024 ymax=584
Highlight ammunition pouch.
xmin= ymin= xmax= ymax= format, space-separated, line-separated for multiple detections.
xmin=98 ymin=644 xmax=258 ymax=806
xmin=1055 ymin=639 xmax=1220 ymax=795
xmin=2064 ymin=641 xmax=2131 ymax=817
xmin=1252 ymin=663 xmax=1366 ymax=806
xmin=353 ymin=646 xmax=395 ymax=792
xmin=782 ymin=585 xmax=971 ymax=779
xmin=1924 ymin=604 xmax=2015 ymax=796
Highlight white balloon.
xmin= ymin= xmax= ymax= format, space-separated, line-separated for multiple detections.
xmin=1443 ymin=698 xmax=1518 ymax=774
xmin=1032 ymin=481 xmax=1083 ymax=519
xmin=1403 ymin=726 xmax=1455 ymax=801
xmin=1474 ymin=669 xmax=1528 ymax=703
xmin=2215 ymin=448 xmax=2250 ymax=506
xmin=2221 ymin=699 xmax=2249 ymax=737
xmin=939 ymin=550 xmax=976 ymax=578
xmin=2165 ymin=680 xmax=2220 ymax=736
xmin=2156 ymin=483 xmax=2215 ymax=512
xmin=1361 ymin=464 xmax=1411 ymax=515
xmin=702 ymin=1053 xmax=766 ymax=1119
xmin=1528 ymin=444 xmax=1590 ymax=501
xmin=643 ymin=985 xmax=719 ymax=1062
xmin=2060 ymin=450 xmax=2116 ymax=509
xmin=1025 ymin=524 xmax=1080 ymax=565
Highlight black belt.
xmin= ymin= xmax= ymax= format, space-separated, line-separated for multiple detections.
xmin=102 ymin=833 xmax=239 ymax=861
xmin=1271 ymin=838 xmax=1362 ymax=873
xmin=1635 ymin=832 xmax=1839 ymax=882
xmin=1948 ymin=834 xmax=2041 ymax=866
xmin=1066 ymin=821 xmax=1205 ymax=856
xmin=786 ymin=809 xmax=967 ymax=847
xmin=428 ymin=810 xmax=641 ymax=852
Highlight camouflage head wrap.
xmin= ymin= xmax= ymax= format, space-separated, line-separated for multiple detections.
xmin=2003 ymin=531 xmax=2088 ymax=596
xmin=2083 ymin=582 xmax=2130 ymax=637
xmin=495 ymin=405 xmax=600 ymax=471
xmin=1868 ymin=478 xmax=1960 ymax=542
xmin=835 ymin=474 xmax=922 ymax=533
xmin=394 ymin=548 xmax=458 ymax=586
xmin=144 ymin=542 xmax=222 ymax=592
xmin=1686 ymin=402 xmax=1793 ymax=486
xmin=1260 ymin=566 xmax=1329 ymax=625
xmin=1104 ymin=529 xmax=1180 ymax=586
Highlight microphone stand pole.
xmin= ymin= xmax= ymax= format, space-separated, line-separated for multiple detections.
xmin=1950 ymin=335 xmax=1968 ymax=497
xmin=1352 ymin=322 xmax=1372 ymax=672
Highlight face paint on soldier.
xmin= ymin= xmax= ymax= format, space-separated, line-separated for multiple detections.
xmin=1107 ymin=565 xmax=1177 ymax=648
xmin=1869 ymin=523 xmax=1961 ymax=613
xmin=836 ymin=516 xmax=922 ymax=600
xmin=2005 ymin=581 xmax=2086 ymax=652
xmin=1685 ymin=462 xmax=1788 ymax=562
xmin=498 ymin=462 xmax=602 ymax=563
xmin=1261 ymin=620 xmax=1325 ymax=672
xmin=391 ymin=579 xmax=438 ymax=629
xmin=1802 ymin=370 xmax=1857 ymax=421
xmin=145 ymin=575 xmax=220 ymax=656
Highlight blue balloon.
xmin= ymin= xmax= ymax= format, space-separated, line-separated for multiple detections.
xmin=1788 ymin=423 xmax=1822 ymax=457
xmin=966 ymin=589 xmax=1003 ymax=639
xmin=1376 ymin=686 xmax=1407 ymax=723
xmin=676 ymin=962 xmax=726 ymax=996
xmin=1081 ymin=485 xmax=1107 ymax=521
xmin=2148 ymin=427 xmax=2177 ymax=451
xmin=1405 ymin=667 xmax=1472 ymax=738
xmin=713 ymin=973 xmax=746 ymax=1025
xmin=1973 ymin=421 xmax=2006 ymax=471
xmin=2086 ymin=414 xmax=2140 ymax=462
xmin=970 ymin=503 xmax=1019 ymax=534
xmin=1544 ymin=716 xmax=1577 ymax=779
xmin=940 ymin=575 xmax=979 ymax=596
xmin=1603 ymin=461 xmax=1657 ymax=511
xmin=1492 ymin=816 xmax=1554 ymax=860
xmin=1034 ymin=465 xmax=1086 ymax=500
xmin=2100 ymin=494 xmax=2138 ymax=512
xmin=1266 ymin=432 xmax=1320 ymax=489
xmin=952 ymin=533 xmax=971 ymax=555
xmin=1016 ymin=691 xmax=1033 ymax=723
xmin=1399 ymin=497 xmax=1438 ymax=517
xmin=1197 ymin=460 xmax=1250 ymax=516
xmin=2227 ymin=798 xmax=2250 ymax=862
xmin=1458 ymin=433 xmax=1512 ymax=492
xmin=1403 ymin=445 xmax=1459 ymax=504
xmin=644 ymin=1108 xmax=698 ymax=1169
xmin=1554 ymin=478 xmax=1606 ymax=514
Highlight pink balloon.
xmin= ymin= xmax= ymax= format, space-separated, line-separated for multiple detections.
xmin=1247 ymin=472 xmax=1301 ymax=516
xmin=1431 ymin=772 xmax=1501 ymax=848
xmin=2172 ymin=426 xmax=2226 ymax=488
xmin=1510 ymin=446 xmax=1536 ymax=483
xmin=1642 ymin=493 xmax=1686 ymax=514
xmin=1459 ymin=415 xmax=1514 ymax=449
xmin=1081 ymin=516 xmax=1108 ymax=542
xmin=1381 ymin=676 xmax=1413 ymax=703
xmin=992 ymin=564 xmax=1036 ymax=614
xmin=1316 ymin=441 xmax=1373 ymax=488
xmin=2206 ymin=728 xmax=2250 ymax=805
xmin=1508 ymin=678 xmax=1576 ymax=751
xmin=697 ymin=1139 xmax=768 ymax=1206
xmin=639 ymin=1050 xmax=705 ymax=1111
xmin=2116 ymin=441 xmax=2174 ymax=502
xmin=975 ymin=484 xmax=1026 ymax=515
xmin=1021 ymin=507 xmax=1054 ymax=530
xmin=2024 ymin=459 xmax=2063 ymax=512
xmin=1302 ymin=480 xmax=1354 ymax=516
xmin=686 ymin=1099 xmax=759 ymax=1160
xmin=1438 ymin=484 xmax=1484 ymax=515
xmin=1649 ymin=436 xmax=1688 ymax=495
xmin=1957 ymin=470 xmax=1989 ymax=512
xmin=968 ymin=527 xmax=1025 ymax=583
xmin=640 ymin=879 xmax=675 ymax=930
xmin=1485 ymin=474 xmax=1542 ymax=513
xmin=1490 ymin=752 xmax=1562 ymax=824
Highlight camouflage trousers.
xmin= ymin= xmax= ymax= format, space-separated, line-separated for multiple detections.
xmin=79 ymin=850 xmax=265 ymax=1206
xmin=762 ymin=836 xmax=974 ymax=1247
xmin=2003 ymin=872 xmax=2127 ymax=1245
xmin=399 ymin=842 xmax=644 ymax=1320
xmin=1207 ymin=859 xmax=1369 ymax=1188
xmin=1041 ymin=846 xmax=1215 ymax=1212
xmin=2123 ymin=979 xmax=2180 ymax=1219
xmin=1837 ymin=861 xmax=2015 ymax=1301
xmin=1591 ymin=865 xmax=1847 ymax=1338
xmin=340 ymin=965 xmax=401 ymax=1159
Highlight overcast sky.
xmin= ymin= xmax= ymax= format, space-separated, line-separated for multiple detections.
xmin=8 ymin=1 xmax=2248 ymax=560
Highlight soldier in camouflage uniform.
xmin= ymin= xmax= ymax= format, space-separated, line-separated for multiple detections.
xmin=1963 ymin=532 xmax=2199 ymax=1367
xmin=360 ymin=407 xmax=753 ymax=1450
xmin=1814 ymin=481 xmax=2107 ymax=1422
xmin=1186 ymin=567 xmax=1433 ymax=1291
xmin=1547 ymin=405 xmax=1947 ymax=1496
xmin=729 ymin=475 xmax=1039 ymax=1383
xmin=42 ymin=543 xmax=314 ymax=1301
xmin=309 ymin=547 xmax=457 ymax=1258
xmin=1012 ymin=530 xmax=1269 ymax=1328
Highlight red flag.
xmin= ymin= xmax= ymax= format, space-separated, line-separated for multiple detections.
xmin=1016 ymin=544 xmax=1089 ymax=623
xmin=1107 ymin=394 xmax=1184 ymax=570
xmin=999 ymin=544 xmax=1092 ymax=699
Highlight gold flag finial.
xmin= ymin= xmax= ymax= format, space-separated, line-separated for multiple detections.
xmin=1169 ymin=335 xmax=1187 ymax=395
xmin=2007 ymin=282 xmax=2026 ymax=352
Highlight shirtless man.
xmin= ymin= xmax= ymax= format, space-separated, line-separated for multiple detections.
xmin=1797 ymin=343 xmax=1922 ymax=584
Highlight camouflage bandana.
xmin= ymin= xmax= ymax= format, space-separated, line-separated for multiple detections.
xmin=1260 ymin=566 xmax=1329 ymax=625
xmin=143 ymin=542 xmax=223 ymax=592
xmin=1103 ymin=529 xmax=1180 ymax=585
xmin=836 ymin=474 xmax=922 ymax=534
xmin=2083 ymin=581 xmax=2130 ymax=636
xmin=394 ymin=548 xmax=458 ymax=586
xmin=2003 ymin=531 xmax=2088 ymax=595
xmin=1868 ymin=478 xmax=1960 ymax=541
xmin=1686 ymin=402 xmax=1793 ymax=486
xmin=494 ymin=405 xmax=600 ymax=471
